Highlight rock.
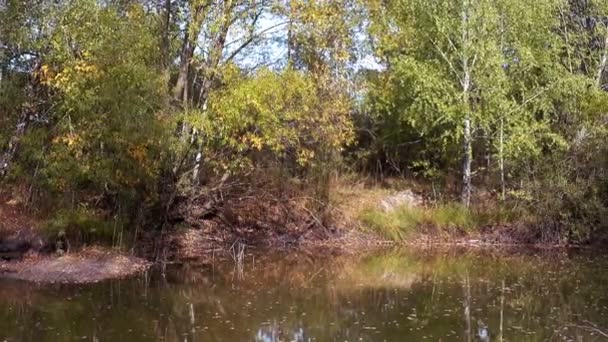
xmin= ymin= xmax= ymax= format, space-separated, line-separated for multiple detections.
xmin=379 ymin=190 xmax=423 ymax=212
xmin=5 ymin=199 xmax=20 ymax=206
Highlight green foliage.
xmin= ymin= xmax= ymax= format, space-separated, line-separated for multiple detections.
xmin=1 ymin=0 xmax=360 ymax=241
xmin=357 ymin=0 xmax=608 ymax=242
xmin=29 ymin=2 xmax=167 ymax=210
xmin=193 ymin=67 xmax=353 ymax=173
xmin=0 ymin=0 xmax=607 ymax=246
xmin=0 ymin=73 xmax=26 ymax=148
xmin=362 ymin=0 xmax=568 ymax=175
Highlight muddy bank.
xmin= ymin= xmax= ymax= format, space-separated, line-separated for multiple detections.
xmin=0 ymin=249 xmax=151 ymax=284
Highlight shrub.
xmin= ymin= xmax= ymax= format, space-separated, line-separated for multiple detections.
xmin=44 ymin=207 xmax=122 ymax=246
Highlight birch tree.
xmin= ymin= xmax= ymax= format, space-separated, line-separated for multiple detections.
xmin=0 ymin=1 xmax=53 ymax=181
xmin=171 ymin=0 xmax=280 ymax=109
xmin=367 ymin=0 xmax=508 ymax=206
xmin=365 ymin=0 xmax=564 ymax=205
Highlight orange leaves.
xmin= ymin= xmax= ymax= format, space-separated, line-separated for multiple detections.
xmin=128 ymin=144 xmax=148 ymax=164
xmin=52 ymin=133 xmax=81 ymax=147
xmin=73 ymin=61 xmax=99 ymax=75
xmin=38 ymin=65 xmax=56 ymax=85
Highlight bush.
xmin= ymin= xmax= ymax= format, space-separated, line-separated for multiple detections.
xmin=44 ymin=207 xmax=122 ymax=246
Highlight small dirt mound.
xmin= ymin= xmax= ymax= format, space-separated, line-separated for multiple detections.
xmin=0 ymin=249 xmax=151 ymax=284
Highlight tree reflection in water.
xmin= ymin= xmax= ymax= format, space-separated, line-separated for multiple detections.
xmin=255 ymin=321 xmax=306 ymax=342
xmin=0 ymin=248 xmax=607 ymax=341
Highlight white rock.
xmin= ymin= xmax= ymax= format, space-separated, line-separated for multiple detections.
xmin=379 ymin=190 xmax=422 ymax=212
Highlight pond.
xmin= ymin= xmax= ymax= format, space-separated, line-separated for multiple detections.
xmin=1 ymin=247 xmax=608 ymax=341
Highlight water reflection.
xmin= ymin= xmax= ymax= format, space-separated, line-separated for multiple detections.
xmin=0 ymin=248 xmax=607 ymax=341
xmin=255 ymin=321 xmax=306 ymax=342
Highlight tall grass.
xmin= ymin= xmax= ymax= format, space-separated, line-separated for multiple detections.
xmin=359 ymin=203 xmax=520 ymax=242
xmin=359 ymin=206 xmax=425 ymax=241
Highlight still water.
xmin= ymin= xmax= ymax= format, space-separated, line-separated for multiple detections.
xmin=1 ymin=248 xmax=608 ymax=341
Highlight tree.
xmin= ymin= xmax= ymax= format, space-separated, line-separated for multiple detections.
xmin=364 ymin=0 xmax=565 ymax=206
xmin=0 ymin=0 xmax=55 ymax=180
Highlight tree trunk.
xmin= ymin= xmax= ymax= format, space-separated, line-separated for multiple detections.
xmin=287 ymin=0 xmax=296 ymax=66
xmin=192 ymin=142 xmax=203 ymax=185
xmin=460 ymin=0 xmax=473 ymax=207
xmin=197 ymin=0 xmax=233 ymax=107
xmin=191 ymin=1 xmax=235 ymax=185
xmin=597 ymin=28 xmax=608 ymax=89
xmin=159 ymin=0 xmax=171 ymax=70
xmin=173 ymin=2 xmax=208 ymax=107
xmin=498 ymin=12 xmax=506 ymax=200
xmin=0 ymin=113 xmax=29 ymax=180
xmin=462 ymin=113 xmax=472 ymax=207
xmin=173 ymin=30 xmax=195 ymax=106
xmin=0 ymin=82 xmax=36 ymax=180
xmin=499 ymin=117 xmax=506 ymax=200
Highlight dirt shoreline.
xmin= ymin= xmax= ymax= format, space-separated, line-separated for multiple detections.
xmin=0 ymin=248 xmax=151 ymax=284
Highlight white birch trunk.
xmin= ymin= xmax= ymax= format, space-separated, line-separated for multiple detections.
xmin=597 ymin=28 xmax=608 ymax=89
xmin=0 ymin=95 xmax=32 ymax=179
xmin=498 ymin=12 xmax=506 ymax=200
xmin=461 ymin=0 xmax=473 ymax=207
xmin=192 ymin=145 xmax=202 ymax=185
xmin=191 ymin=100 xmax=208 ymax=186
xmin=499 ymin=117 xmax=505 ymax=200
xmin=462 ymin=112 xmax=472 ymax=207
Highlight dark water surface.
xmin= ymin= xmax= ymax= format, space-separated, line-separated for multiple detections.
xmin=1 ymin=248 xmax=608 ymax=341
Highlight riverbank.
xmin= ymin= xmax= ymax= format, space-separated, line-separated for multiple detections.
xmin=0 ymin=179 xmax=595 ymax=284
xmin=157 ymin=176 xmax=578 ymax=262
